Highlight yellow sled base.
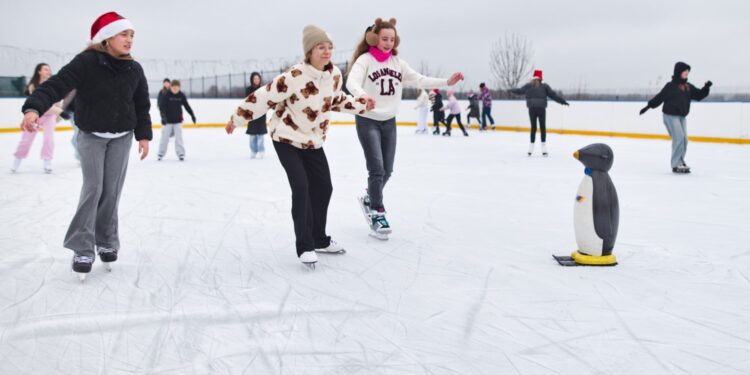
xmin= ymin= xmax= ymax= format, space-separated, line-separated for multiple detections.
xmin=552 ymin=251 xmax=618 ymax=267
xmin=571 ymin=250 xmax=617 ymax=266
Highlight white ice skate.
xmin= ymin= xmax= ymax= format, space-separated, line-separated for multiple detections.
xmin=541 ymin=143 xmax=549 ymax=157
xmin=527 ymin=143 xmax=534 ymax=156
xmin=10 ymin=158 xmax=21 ymax=173
xmin=316 ymin=240 xmax=346 ymax=254
xmin=299 ymin=251 xmax=318 ymax=269
xmin=43 ymin=160 xmax=52 ymax=174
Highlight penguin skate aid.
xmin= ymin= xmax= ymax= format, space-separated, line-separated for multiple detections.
xmin=554 ymin=143 xmax=619 ymax=267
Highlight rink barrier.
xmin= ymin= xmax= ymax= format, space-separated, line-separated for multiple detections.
xmin=1 ymin=121 xmax=748 ymax=145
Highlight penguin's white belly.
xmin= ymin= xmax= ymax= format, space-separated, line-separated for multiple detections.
xmin=574 ymin=176 xmax=604 ymax=256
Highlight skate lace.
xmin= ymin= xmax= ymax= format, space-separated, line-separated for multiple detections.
xmin=372 ymin=214 xmax=389 ymax=227
xmin=74 ymin=255 xmax=94 ymax=264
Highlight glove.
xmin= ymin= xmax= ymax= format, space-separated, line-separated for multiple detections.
xmin=191 ymin=115 xmax=197 ymax=124
xmin=562 ymin=101 xmax=570 ymax=106
xmin=704 ymin=81 xmax=713 ymax=88
xmin=639 ymin=106 xmax=649 ymax=115
xmin=60 ymin=110 xmax=71 ymax=120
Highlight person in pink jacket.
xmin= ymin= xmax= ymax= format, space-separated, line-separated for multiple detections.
xmin=11 ymin=63 xmax=61 ymax=173
xmin=441 ymin=90 xmax=468 ymax=136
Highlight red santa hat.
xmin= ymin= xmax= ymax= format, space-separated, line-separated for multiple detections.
xmin=90 ymin=12 xmax=134 ymax=45
xmin=533 ymin=69 xmax=543 ymax=80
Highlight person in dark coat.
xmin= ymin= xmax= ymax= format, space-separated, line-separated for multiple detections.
xmin=640 ymin=62 xmax=711 ymax=173
xmin=19 ymin=11 xmax=152 ymax=278
xmin=244 ymin=72 xmax=268 ymax=158
xmin=511 ymin=69 xmax=569 ymax=157
xmin=466 ymin=90 xmax=481 ymax=129
xmin=430 ymin=89 xmax=447 ymax=135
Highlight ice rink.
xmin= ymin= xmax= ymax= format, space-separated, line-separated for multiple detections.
xmin=1 ymin=126 xmax=749 ymax=374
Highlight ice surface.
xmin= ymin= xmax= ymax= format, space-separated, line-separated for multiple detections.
xmin=1 ymin=126 xmax=749 ymax=374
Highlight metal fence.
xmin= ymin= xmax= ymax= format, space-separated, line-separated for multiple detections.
xmin=150 ymin=62 xmax=354 ymax=99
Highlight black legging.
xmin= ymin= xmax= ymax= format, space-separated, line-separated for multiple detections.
xmin=432 ymin=111 xmax=446 ymax=134
xmin=446 ymin=114 xmax=467 ymax=134
xmin=529 ymin=107 xmax=547 ymax=143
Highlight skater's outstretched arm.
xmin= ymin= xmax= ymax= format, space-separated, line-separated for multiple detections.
xmin=545 ymin=84 xmax=569 ymax=105
xmin=510 ymin=84 xmax=529 ymax=96
xmin=690 ymin=81 xmax=712 ymax=101
xmin=229 ymin=71 xmax=295 ymax=130
xmin=401 ymin=60 xmax=455 ymax=89
xmin=642 ymin=83 xmax=669 ymax=114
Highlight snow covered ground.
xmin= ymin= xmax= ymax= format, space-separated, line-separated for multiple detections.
xmin=1 ymin=126 xmax=749 ymax=374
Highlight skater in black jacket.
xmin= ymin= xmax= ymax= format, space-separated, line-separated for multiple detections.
xmin=20 ymin=11 xmax=152 ymax=281
xmin=430 ymin=89 xmax=447 ymax=135
xmin=157 ymin=80 xmax=195 ymax=161
xmin=511 ymin=69 xmax=569 ymax=157
xmin=640 ymin=61 xmax=711 ymax=173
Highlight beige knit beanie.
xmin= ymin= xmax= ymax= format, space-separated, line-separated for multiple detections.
xmin=303 ymin=25 xmax=333 ymax=55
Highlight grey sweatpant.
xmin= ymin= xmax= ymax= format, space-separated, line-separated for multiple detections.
xmin=355 ymin=115 xmax=397 ymax=210
xmin=63 ymin=132 xmax=132 ymax=257
xmin=662 ymin=114 xmax=688 ymax=168
xmin=158 ymin=123 xmax=185 ymax=158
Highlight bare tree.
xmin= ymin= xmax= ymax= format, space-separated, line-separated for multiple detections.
xmin=489 ymin=33 xmax=534 ymax=91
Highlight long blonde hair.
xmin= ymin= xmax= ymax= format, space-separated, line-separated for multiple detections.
xmin=348 ymin=18 xmax=399 ymax=74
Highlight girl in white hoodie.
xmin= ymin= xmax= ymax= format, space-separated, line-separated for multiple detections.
xmin=347 ymin=17 xmax=463 ymax=237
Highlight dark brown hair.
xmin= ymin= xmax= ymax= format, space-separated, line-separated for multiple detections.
xmin=24 ymin=63 xmax=49 ymax=96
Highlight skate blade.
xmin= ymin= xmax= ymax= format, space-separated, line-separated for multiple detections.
xmin=302 ymin=262 xmax=317 ymax=270
xmin=552 ymin=254 xmax=617 ymax=267
xmin=315 ymin=249 xmax=346 ymax=254
xmin=369 ymin=232 xmax=389 ymax=241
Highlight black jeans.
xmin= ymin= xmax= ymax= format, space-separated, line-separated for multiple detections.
xmin=432 ymin=111 xmax=446 ymax=133
xmin=273 ymin=141 xmax=332 ymax=256
xmin=529 ymin=107 xmax=547 ymax=143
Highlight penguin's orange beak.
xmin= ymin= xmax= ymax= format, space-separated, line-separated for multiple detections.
xmin=573 ymin=151 xmax=580 ymax=160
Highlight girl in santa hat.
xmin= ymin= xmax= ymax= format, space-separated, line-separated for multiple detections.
xmin=511 ymin=69 xmax=569 ymax=157
xmin=347 ymin=18 xmax=464 ymax=238
xmin=11 ymin=63 xmax=62 ymax=174
xmin=20 ymin=11 xmax=152 ymax=280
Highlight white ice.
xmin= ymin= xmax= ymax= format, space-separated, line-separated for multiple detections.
xmin=1 ymin=126 xmax=749 ymax=374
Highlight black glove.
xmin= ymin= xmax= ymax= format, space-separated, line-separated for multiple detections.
xmin=639 ymin=106 xmax=649 ymax=115
xmin=191 ymin=115 xmax=197 ymax=124
xmin=561 ymin=101 xmax=570 ymax=106
xmin=60 ymin=110 xmax=71 ymax=120
xmin=704 ymin=81 xmax=713 ymax=88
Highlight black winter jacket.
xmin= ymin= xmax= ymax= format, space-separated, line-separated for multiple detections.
xmin=161 ymin=91 xmax=195 ymax=124
xmin=647 ymin=80 xmax=710 ymax=117
xmin=22 ymin=50 xmax=152 ymax=140
xmin=511 ymin=82 xmax=567 ymax=109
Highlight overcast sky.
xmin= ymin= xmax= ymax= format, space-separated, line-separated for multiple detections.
xmin=1 ymin=0 xmax=748 ymax=92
